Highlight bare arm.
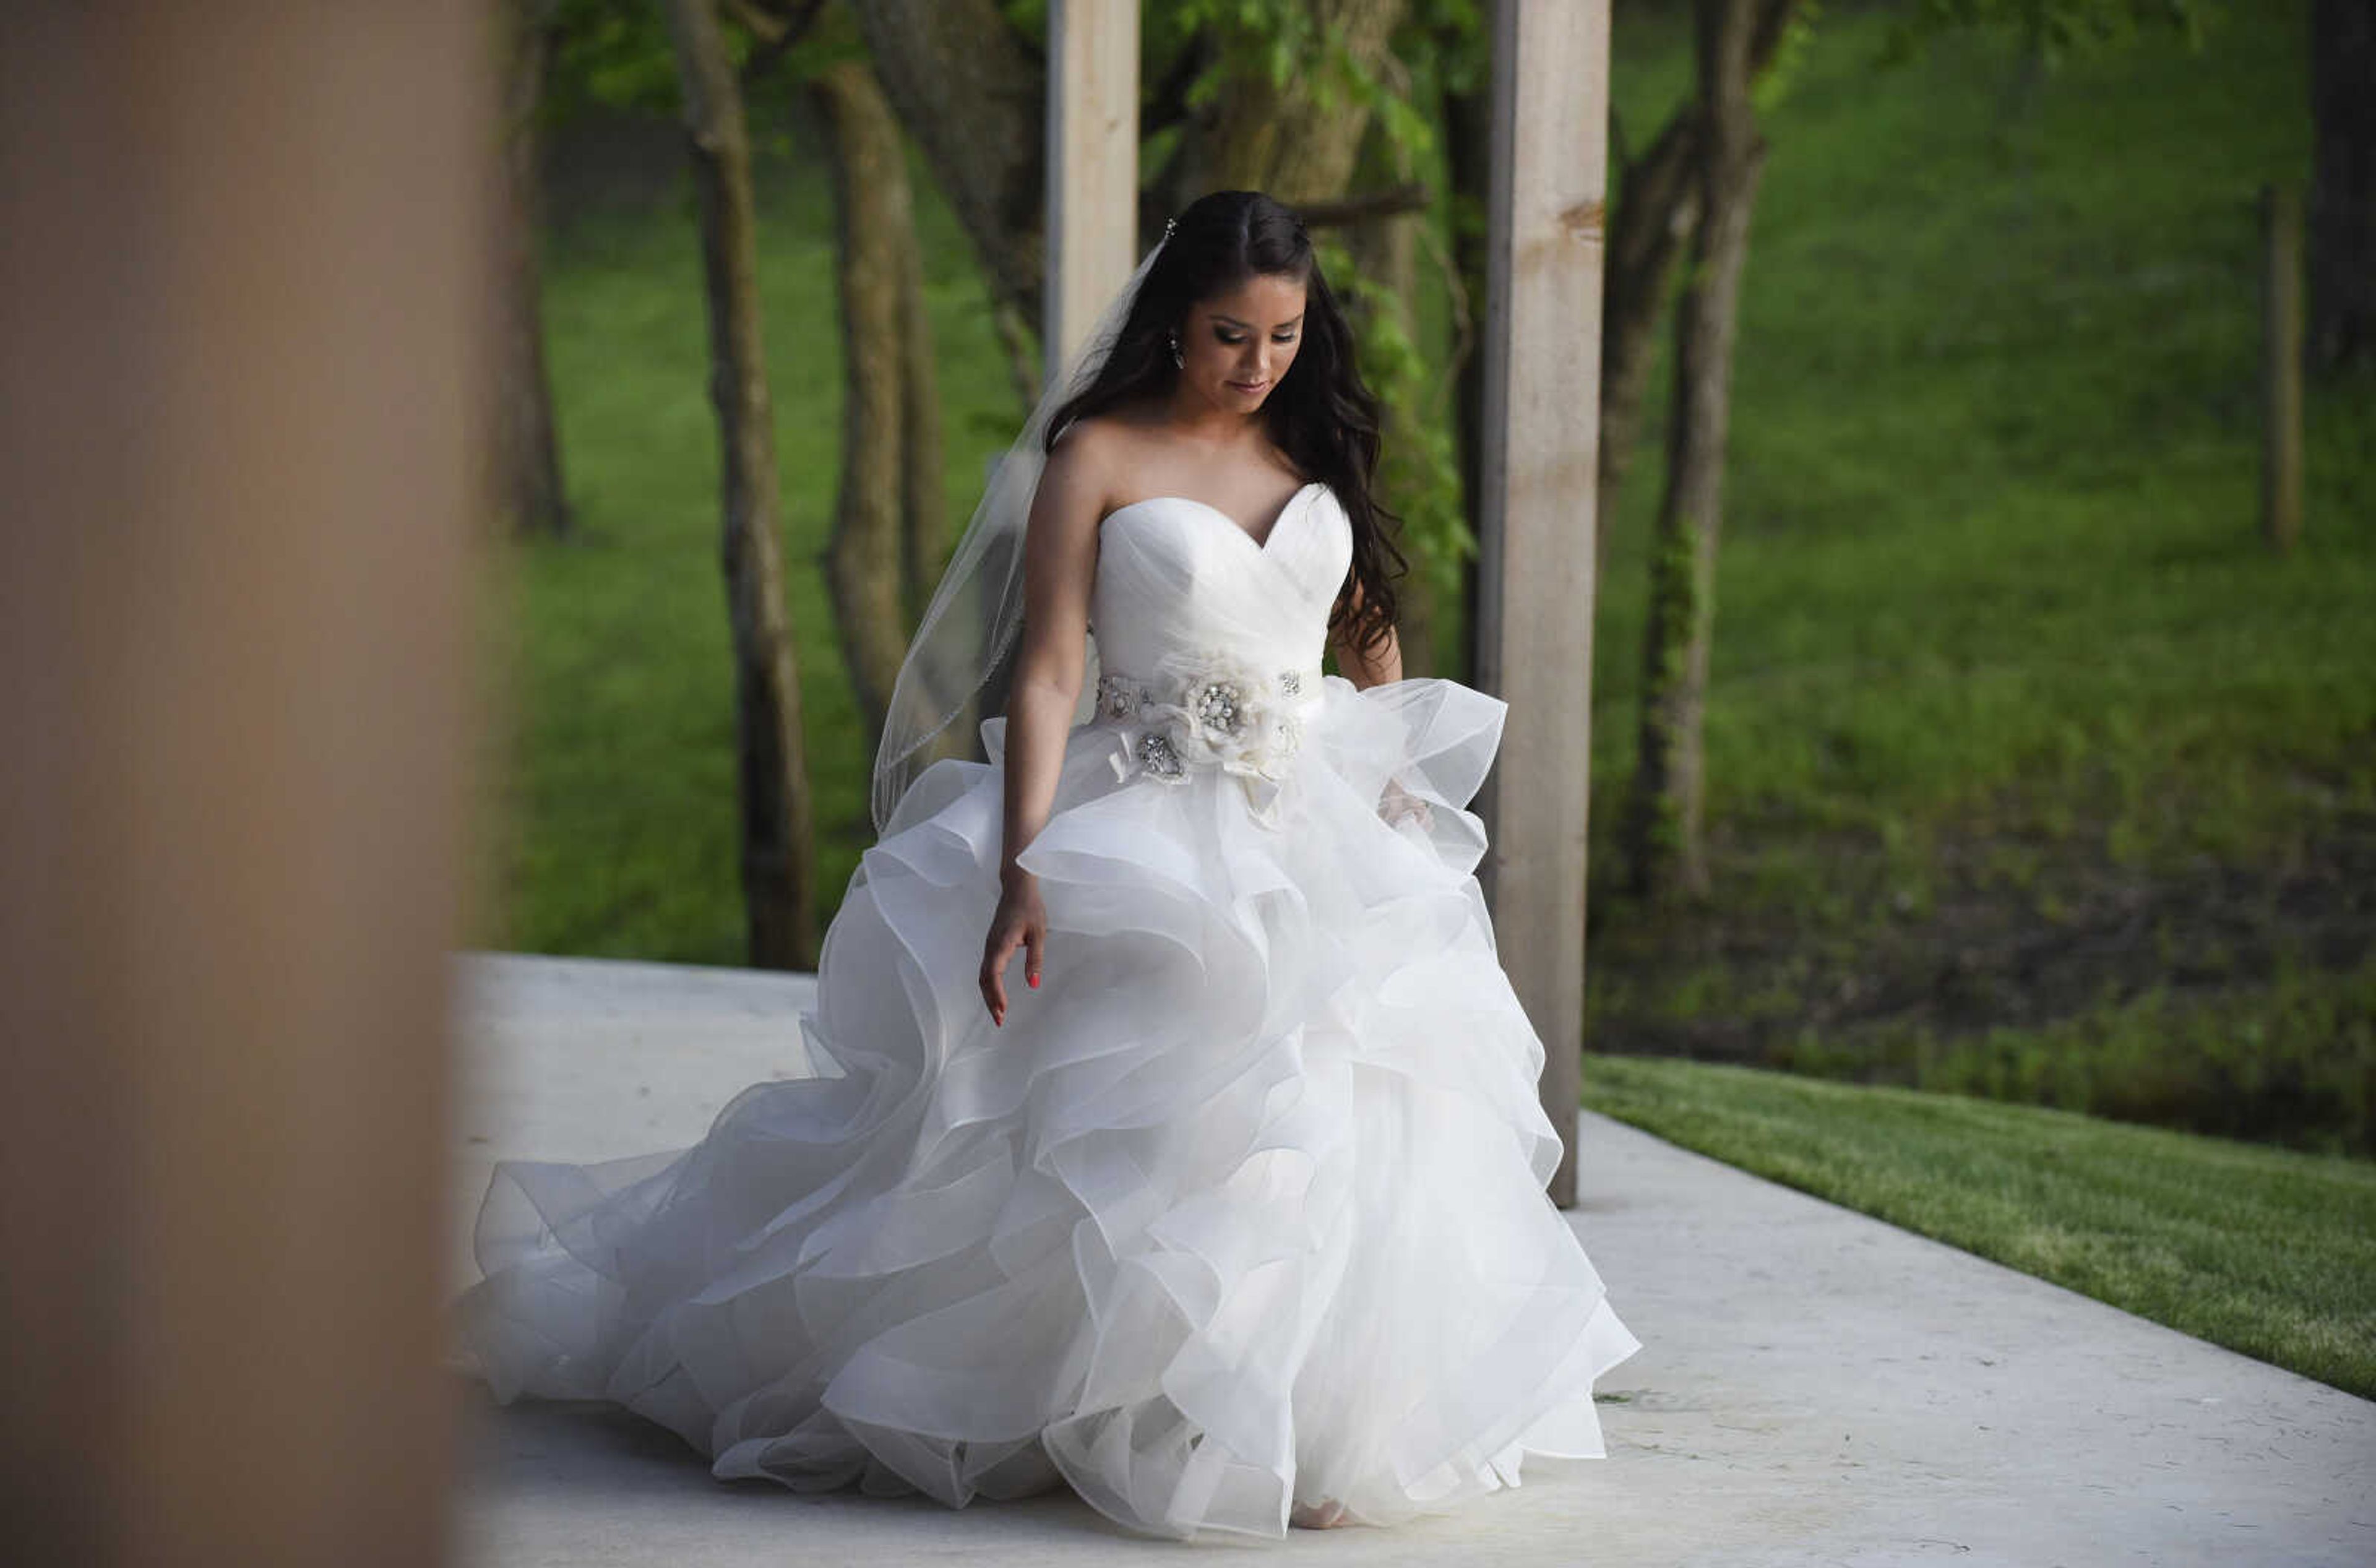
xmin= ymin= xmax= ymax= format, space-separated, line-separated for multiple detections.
xmin=1328 ymin=573 xmax=1432 ymax=829
xmin=978 ymin=426 xmax=1106 ymax=1026
xmin=999 ymin=429 xmax=1104 ymax=879
xmin=1328 ymin=574 xmax=1404 ymax=690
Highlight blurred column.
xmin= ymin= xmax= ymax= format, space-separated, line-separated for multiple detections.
xmin=1474 ymin=0 xmax=1611 ymax=1209
xmin=0 ymin=4 xmax=497 ymax=1564
xmin=976 ymin=0 xmax=1139 ymax=728
xmin=1043 ymin=0 xmax=1142 ymax=377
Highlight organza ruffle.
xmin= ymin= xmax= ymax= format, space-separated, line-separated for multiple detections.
xmin=451 ymin=673 xmax=1641 ymax=1541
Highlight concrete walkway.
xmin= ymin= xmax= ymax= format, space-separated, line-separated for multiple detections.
xmin=448 ymin=953 xmax=2375 ymax=1566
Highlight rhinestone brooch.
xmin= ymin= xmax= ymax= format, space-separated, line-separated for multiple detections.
xmin=1194 ymin=678 xmax=1244 ymax=736
xmin=1098 ymin=671 xmax=1148 ymax=723
xmin=1135 ymin=728 xmax=1184 ymax=778
xmin=1096 ymin=650 xmax=1314 ymax=791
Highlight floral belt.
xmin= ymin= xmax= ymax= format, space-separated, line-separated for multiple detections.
xmin=1092 ymin=648 xmax=1325 ymax=827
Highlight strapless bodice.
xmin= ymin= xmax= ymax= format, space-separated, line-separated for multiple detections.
xmin=1087 ymin=480 xmax=1349 ymax=680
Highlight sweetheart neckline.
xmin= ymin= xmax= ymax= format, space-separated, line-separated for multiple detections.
xmin=1099 ymin=480 xmax=1328 ymax=556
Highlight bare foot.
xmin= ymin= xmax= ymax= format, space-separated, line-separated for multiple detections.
xmin=1290 ymin=1497 xmax=1352 ymax=1529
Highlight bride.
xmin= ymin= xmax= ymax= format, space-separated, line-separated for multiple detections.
xmin=453 ymin=187 xmax=1640 ymax=1541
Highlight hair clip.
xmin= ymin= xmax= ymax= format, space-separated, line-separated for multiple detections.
xmin=1163 ymin=217 xmax=1177 ymax=239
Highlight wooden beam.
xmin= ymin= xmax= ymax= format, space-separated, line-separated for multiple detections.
xmin=1044 ymin=0 xmax=1142 ymax=377
xmin=1474 ymin=0 xmax=1612 ymax=1209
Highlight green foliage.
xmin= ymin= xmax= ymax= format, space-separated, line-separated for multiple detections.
xmin=540 ymin=0 xmax=869 ymax=132
xmin=1583 ymin=1054 xmax=2376 ymax=1398
xmin=1749 ymin=0 xmax=1824 ymax=116
xmin=1875 ymin=0 xmax=2225 ymax=67
xmin=1408 ymin=0 xmax=1491 ymax=95
xmin=1168 ymin=0 xmax=1333 ymax=105
xmin=545 ymin=0 xmax=679 ymax=119
xmin=1160 ymin=0 xmax=1483 ymax=166
xmin=1320 ymin=233 xmax=1472 ymax=597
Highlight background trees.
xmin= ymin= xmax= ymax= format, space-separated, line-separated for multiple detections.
xmin=489 ymin=2 xmax=2372 ymax=1158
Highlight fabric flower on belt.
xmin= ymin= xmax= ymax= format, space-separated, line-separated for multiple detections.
xmin=1098 ymin=647 xmax=1309 ymax=826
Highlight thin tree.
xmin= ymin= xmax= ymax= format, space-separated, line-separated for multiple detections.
xmin=498 ymin=0 xmax=571 ymax=539
xmin=894 ymin=153 xmax=947 ymax=630
xmin=1614 ymin=0 xmax=2216 ymax=902
xmin=2309 ymin=0 xmax=2373 ymax=374
xmin=1596 ymin=2 xmax=1801 ymax=574
xmin=663 ymin=0 xmax=819 ymax=968
xmin=811 ymin=53 xmax=938 ymax=751
xmin=1622 ymin=0 xmax=1781 ymax=902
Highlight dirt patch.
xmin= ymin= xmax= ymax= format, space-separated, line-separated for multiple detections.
xmin=1585 ymin=808 xmax=2376 ymax=1066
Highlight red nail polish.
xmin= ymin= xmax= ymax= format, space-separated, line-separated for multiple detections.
xmin=1028 ymin=973 xmax=1039 ymax=988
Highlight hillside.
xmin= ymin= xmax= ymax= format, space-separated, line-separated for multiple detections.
xmin=1586 ymin=1 xmax=2374 ymax=1154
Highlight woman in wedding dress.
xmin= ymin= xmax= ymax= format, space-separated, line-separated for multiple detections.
xmin=453 ymin=188 xmax=1640 ymax=1541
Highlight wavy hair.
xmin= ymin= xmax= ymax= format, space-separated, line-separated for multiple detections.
xmin=1041 ymin=189 xmax=1405 ymax=666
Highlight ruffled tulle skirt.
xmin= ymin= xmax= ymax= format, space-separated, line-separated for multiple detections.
xmin=450 ymin=673 xmax=1641 ymax=1541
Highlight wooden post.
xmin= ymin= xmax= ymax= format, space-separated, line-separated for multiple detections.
xmin=1475 ymin=0 xmax=1612 ymax=1208
xmin=2262 ymin=181 xmax=2305 ymax=554
xmin=0 ymin=3 xmax=493 ymax=1562
xmin=1044 ymin=0 xmax=1142 ymax=377
xmin=976 ymin=0 xmax=1137 ymax=729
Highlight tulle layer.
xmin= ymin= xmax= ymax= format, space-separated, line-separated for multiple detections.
xmin=452 ymin=673 xmax=1640 ymax=1541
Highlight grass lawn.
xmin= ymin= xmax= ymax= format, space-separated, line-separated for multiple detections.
xmin=1583 ymin=1053 xmax=2376 ymax=1400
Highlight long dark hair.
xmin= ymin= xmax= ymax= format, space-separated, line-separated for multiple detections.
xmin=1042 ymin=189 xmax=1405 ymax=666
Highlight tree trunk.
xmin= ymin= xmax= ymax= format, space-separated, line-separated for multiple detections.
xmin=663 ymin=0 xmax=817 ymax=969
xmin=1443 ymin=62 xmax=1492 ymax=662
xmin=1345 ymin=60 xmax=1440 ymax=678
xmin=1599 ymin=1 xmax=1798 ymax=569
xmin=1599 ymin=113 xmax=1700 ymax=576
xmin=849 ymin=0 xmax=1048 ymax=337
xmin=1622 ymin=0 xmax=1771 ymax=903
xmin=499 ymin=0 xmax=570 ymax=540
xmin=896 ymin=166 xmax=948 ymax=631
xmin=1158 ymin=0 xmax=1409 ymax=212
xmin=812 ymin=57 xmax=924 ymax=755
xmin=2309 ymin=0 xmax=2375 ymax=374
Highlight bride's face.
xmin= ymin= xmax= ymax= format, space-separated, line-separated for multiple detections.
xmin=1178 ymin=271 xmax=1307 ymax=411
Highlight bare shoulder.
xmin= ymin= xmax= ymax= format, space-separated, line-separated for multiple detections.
xmin=1050 ymin=410 xmax=1134 ymax=468
xmin=1043 ymin=412 xmax=1138 ymax=519
xmin=1036 ymin=415 xmax=1127 ymax=536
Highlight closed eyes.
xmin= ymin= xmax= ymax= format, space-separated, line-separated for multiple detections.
xmin=1216 ymin=331 xmax=1298 ymax=346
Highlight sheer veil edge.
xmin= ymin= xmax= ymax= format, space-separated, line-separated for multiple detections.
xmin=868 ymin=231 xmax=1172 ymax=837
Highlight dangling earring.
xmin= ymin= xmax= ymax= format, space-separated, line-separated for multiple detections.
xmin=1168 ymin=332 xmax=1185 ymax=370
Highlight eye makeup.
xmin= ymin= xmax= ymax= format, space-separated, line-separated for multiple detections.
xmin=1208 ymin=309 xmax=1303 ymax=347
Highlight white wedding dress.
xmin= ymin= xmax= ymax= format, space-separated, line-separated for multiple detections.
xmin=452 ymin=478 xmax=1642 ymax=1540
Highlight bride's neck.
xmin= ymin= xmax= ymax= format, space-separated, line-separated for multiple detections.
xmin=1158 ymin=386 xmax=1265 ymax=446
